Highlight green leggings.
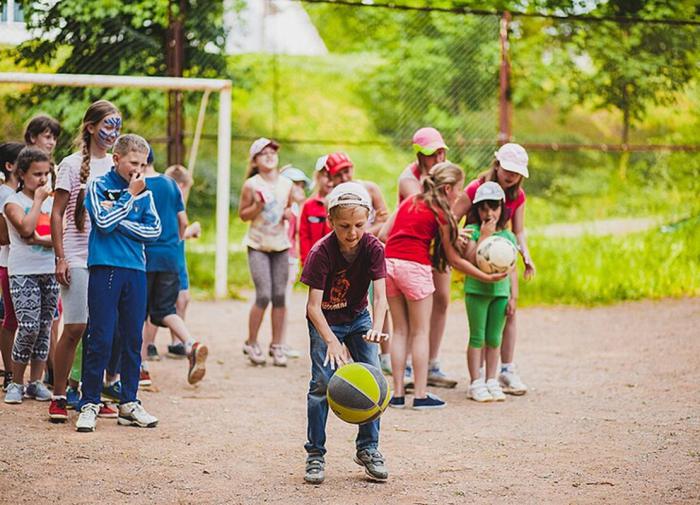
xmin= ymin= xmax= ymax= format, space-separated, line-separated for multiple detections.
xmin=69 ymin=340 xmax=82 ymax=383
xmin=465 ymin=294 xmax=509 ymax=349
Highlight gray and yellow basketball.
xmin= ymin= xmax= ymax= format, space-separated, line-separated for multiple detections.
xmin=327 ymin=363 xmax=391 ymax=425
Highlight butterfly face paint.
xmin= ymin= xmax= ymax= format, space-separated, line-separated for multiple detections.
xmin=96 ymin=116 xmax=122 ymax=149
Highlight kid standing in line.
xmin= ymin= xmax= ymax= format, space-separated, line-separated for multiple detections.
xmin=140 ymin=150 xmax=208 ymax=387
xmin=453 ymin=143 xmax=534 ymax=395
xmin=0 ymin=142 xmax=25 ymax=391
xmin=3 ymin=147 xmax=59 ymax=404
xmin=301 ymin=182 xmax=389 ymax=485
xmin=298 ymin=155 xmax=333 ymax=266
xmin=462 ymin=182 xmax=519 ymax=402
xmin=238 ymin=138 xmax=292 ymax=367
xmin=280 ymin=165 xmax=310 ymax=297
xmin=381 ymin=163 xmax=506 ymax=410
xmin=76 ymin=134 xmax=161 ymax=432
xmin=397 ymin=127 xmax=456 ymax=389
xmin=49 ymin=100 xmax=122 ymax=421
xmin=24 ymin=114 xmax=61 ymax=388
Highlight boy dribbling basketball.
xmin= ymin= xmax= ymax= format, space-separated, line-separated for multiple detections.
xmin=300 ymin=182 xmax=389 ymax=485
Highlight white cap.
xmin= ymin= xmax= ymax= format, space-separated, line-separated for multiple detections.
xmin=326 ymin=182 xmax=372 ymax=211
xmin=495 ymin=143 xmax=529 ymax=178
xmin=280 ymin=165 xmax=311 ymax=187
xmin=314 ymin=155 xmax=328 ymax=172
xmin=473 ymin=181 xmax=506 ymax=204
xmin=249 ymin=137 xmax=279 ymax=160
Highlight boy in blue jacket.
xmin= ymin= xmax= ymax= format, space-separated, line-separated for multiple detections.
xmin=76 ymin=134 xmax=161 ymax=432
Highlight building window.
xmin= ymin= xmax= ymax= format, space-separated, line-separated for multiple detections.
xmin=1 ymin=1 xmax=24 ymax=23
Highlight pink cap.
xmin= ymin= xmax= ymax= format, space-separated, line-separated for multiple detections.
xmin=412 ymin=127 xmax=448 ymax=156
xmin=249 ymin=137 xmax=279 ymax=160
xmin=494 ymin=143 xmax=529 ymax=178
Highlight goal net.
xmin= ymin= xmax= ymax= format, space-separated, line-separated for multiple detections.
xmin=0 ymin=72 xmax=233 ymax=299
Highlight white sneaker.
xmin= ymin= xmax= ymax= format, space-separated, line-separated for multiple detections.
xmin=499 ymin=368 xmax=528 ymax=395
xmin=468 ymin=379 xmax=493 ymax=402
xmin=118 ymin=401 xmax=158 ymax=428
xmin=76 ymin=403 xmax=100 ymax=432
xmin=486 ymin=379 xmax=506 ymax=401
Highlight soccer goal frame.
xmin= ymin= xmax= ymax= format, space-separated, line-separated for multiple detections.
xmin=0 ymin=72 xmax=232 ymax=299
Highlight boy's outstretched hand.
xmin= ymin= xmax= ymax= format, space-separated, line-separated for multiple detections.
xmin=363 ymin=330 xmax=389 ymax=343
xmin=324 ymin=340 xmax=350 ymax=370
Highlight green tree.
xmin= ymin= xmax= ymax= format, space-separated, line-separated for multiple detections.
xmin=10 ymin=0 xmax=228 ymax=153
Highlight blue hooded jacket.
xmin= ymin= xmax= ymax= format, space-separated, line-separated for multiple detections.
xmin=85 ymin=168 xmax=161 ymax=271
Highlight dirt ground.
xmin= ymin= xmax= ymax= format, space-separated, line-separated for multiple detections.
xmin=1 ymin=292 xmax=698 ymax=504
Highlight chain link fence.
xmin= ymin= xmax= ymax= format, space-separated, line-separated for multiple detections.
xmin=1 ymin=0 xmax=697 ymax=217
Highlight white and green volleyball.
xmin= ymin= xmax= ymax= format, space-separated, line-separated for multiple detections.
xmin=327 ymin=363 xmax=391 ymax=425
xmin=476 ymin=235 xmax=517 ymax=274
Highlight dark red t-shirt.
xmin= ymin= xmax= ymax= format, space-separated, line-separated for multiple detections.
xmin=301 ymin=232 xmax=386 ymax=325
xmin=299 ymin=196 xmax=332 ymax=265
xmin=385 ymin=195 xmax=444 ymax=265
xmin=465 ymin=179 xmax=526 ymax=224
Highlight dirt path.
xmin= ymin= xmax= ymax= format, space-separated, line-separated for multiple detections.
xmin=1 ymin=294 xmax=698 ymax=504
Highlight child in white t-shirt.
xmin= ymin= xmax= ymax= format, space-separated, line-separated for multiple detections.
xmin=3 ymin=147 xmax=59 ymax=404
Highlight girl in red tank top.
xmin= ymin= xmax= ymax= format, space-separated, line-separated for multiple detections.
xmin=382 ymin=162 xmax=506 ymax=410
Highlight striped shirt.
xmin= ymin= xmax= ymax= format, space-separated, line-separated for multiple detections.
xmin=55 ymin=152 xmax=112 ymax=269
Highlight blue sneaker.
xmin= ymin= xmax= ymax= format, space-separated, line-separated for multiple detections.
xmin=389 ymin=396 xmax=405 ymax=409
xmin=66 ymin=386 xmax=80 ymax=410
xmin=404 ymin=364 xmax=414 ymax=392
xmin=427 ymin=363 xmax=458 ymax=388
xmin=101 ymin=380 xmax=122 ymax=402
xmin=412 ymin=393 xmax=446 ymax=410
xmin=25 ymin=380 xmax=52 ymax=401
xmin=4 ymin=382 xmax=23 ymax=404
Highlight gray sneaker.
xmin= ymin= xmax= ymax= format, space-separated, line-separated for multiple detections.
xmin=304 ymin=457 xmax=325 ymax=485
xmin=118 ymin=401 xmax=158 ymax=428
xmin=4 ymin=382 xmax=23 ymax=404
xmin=25 ymin=380 xmax=52 ymax=401
xmin=427 ymin=364 xmax=458 ymax=388
xmin=354 ymin=448 xmax=388 ymax=481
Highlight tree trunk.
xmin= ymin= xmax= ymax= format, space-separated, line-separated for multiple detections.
xmin=619 ymin=84 xmax=631 ymax=180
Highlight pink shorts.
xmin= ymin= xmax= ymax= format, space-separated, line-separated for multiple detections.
xmin=385 ymin=258 xmax=435 ymax=301
xmin=0 ymin=266 xmax=17 ymax=331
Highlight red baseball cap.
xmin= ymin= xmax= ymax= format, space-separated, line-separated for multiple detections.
xmin=325 ymin=152 xmax=353 ymax=176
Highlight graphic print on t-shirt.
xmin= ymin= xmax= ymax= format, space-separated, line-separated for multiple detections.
xmin=323 ymin=268 xmax=350 ymax=311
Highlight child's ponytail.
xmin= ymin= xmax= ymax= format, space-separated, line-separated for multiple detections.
xmin=73 ymin=100 xmax=120 ymax=232
xmin=419 ymin=162 xmax=463 ymax=272
xmin=419 ymin=161 xmax=464 ymax=272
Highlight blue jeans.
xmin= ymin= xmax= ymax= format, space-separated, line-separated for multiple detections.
xmin=80 ymin=266 xmax=146 ymax=408
xmin=305 ymin=309 xmax=381 ymax=458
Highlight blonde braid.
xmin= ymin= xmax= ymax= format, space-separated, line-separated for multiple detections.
xmin=74 ymin=130 xmax=91 ymax=232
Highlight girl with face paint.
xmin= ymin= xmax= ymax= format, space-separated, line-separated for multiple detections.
xmin=48 ymin=100 xmax=122 ymax=422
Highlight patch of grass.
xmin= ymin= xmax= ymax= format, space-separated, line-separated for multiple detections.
xmin=186 ymin=248 xmax=251 ymax=300
xmin=452 ymin=222 xmax=699 ymax=305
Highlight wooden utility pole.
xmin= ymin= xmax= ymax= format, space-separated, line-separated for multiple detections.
xmin=498 ymin=11 xmax=512 ymax=145
xmin=167 ymin=0 xmax=186 ymax=166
